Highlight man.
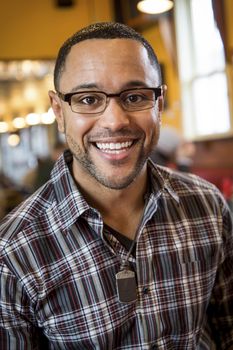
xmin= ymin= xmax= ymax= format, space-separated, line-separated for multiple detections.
xmin=0 ymin=22 xmax=232 ymax=349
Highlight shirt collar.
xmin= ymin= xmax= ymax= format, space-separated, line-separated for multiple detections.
xmin=147 ymin=158 xmax=180 ymax=204
xmin=51 ymin=150 xmax=94 ymax=231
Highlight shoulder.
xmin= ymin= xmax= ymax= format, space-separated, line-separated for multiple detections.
xmin=150 ymin=162 xmax=228 ymax=211
xmin=167 ymin=167 xmax=218 ymax=192
xmin=155 ymin=163 xmax=217 ymax=191
xmin=0 ymin=180 xmax=56 ymax=247
xmin=150 ymin=163 xmax=233 ymax=243
xmin=0 ymin=151 xmax=73 ymax=247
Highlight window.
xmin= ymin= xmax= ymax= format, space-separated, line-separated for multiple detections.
xmin=174 ymin=0 xmax=231 ymax=139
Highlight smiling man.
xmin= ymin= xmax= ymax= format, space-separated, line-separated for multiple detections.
xmin=49 ymin=34 xmax=164 ymax=239
xmin=1 ymin=22 xmax=233 ymax=349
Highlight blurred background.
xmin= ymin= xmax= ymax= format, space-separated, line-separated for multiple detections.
xmin=0 ymin=0 xmax=233 ymax=218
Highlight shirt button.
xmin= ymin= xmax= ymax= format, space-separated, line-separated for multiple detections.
xmin=142 ymin=287 xmax=149 ymax=295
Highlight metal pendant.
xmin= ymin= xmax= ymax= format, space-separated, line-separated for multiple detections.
xmin=116 ymin=269 xmax=137 ymax=304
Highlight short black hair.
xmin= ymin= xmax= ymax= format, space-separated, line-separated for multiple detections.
xmin=54 ymin=22 xmax=161 ymax=90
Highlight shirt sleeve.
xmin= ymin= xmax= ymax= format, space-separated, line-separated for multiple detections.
xmin=207 ymin=197 xmax=233 ymax=349
xmin=0 ymin=261 xmax=46 ymax=350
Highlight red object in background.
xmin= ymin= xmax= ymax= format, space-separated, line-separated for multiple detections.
xmin=221 ymin=177 xmax=233 ymax=200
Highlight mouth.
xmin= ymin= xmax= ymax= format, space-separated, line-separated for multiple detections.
xmin=94 ymin=140 xmax=135 ymax=154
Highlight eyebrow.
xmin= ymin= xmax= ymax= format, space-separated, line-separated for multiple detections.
xmin=70 ymin=83 xmax=98 ymax=92
xmin=69 ymin=80 xmax=150 ymax=93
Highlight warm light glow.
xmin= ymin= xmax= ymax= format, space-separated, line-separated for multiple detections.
xmin=0 ymin=121 xmax=9 ymax=133
xmin=12 ymin=117 xmax=26 ymax=129
xmin=8 ymin=133 xmax=20 ymax=147
xmin=25 ymin=112 xmax=41 ymax=126
xmin=24 ymin=84 xmax=38 ymax=101
xmin=40 ymin=108 xmax=56 ymax=125
xmin=137 ymin=0 xmax=173 ymax=14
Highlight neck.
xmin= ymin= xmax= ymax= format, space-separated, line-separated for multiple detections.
xmin=72 ymin=163 xmax=148 ymax=239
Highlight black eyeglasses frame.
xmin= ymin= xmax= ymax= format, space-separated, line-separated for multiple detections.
xmin=56 ymin=86 xmax=164 ymax=114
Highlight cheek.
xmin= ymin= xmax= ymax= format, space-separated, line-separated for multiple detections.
xmin=140 ymin=111 xmax=160 ymax=144
xmin=64 ymin=114 xmax=95 ymax=144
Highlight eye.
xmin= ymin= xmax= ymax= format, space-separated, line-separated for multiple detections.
xmin=82 ymin=96 xmax=99 ymax=105
xmin=127 ymin=94 xmax=142 ymax=103
xmin=72 ymin=93 xmax=104 ymax=106
xmin=123 ymin=92 xmax=147 ymax=105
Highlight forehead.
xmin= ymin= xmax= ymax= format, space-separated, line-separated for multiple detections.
xmin=59 ymin=39 xmax=159 ymax=90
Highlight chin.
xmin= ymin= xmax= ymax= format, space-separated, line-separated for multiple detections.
xmin=93 ymin=167 xmax=145 ymax=190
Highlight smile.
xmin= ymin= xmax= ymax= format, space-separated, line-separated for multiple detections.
xmin=95 ymin=141 xmax=133 ymax=153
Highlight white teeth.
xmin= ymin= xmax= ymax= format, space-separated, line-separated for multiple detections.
xmin=96 ymin=141 xmax=133 ymax=151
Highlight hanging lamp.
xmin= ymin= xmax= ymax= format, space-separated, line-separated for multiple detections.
xmin=137 ymin=0 xmax=174 ymax=14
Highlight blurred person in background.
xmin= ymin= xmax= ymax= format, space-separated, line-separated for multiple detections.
xmin=0 ymin=22 xmax=233 ymax=349
xmin=0 ymin=172 xmax=25 ymax=220
xmin=150 ymin=126 xmax=196 ymax=172
xmin=22 ymin=141 xmax=66 ymax=192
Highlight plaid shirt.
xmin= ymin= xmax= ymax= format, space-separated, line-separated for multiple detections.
xmin=1 ymin=150 xmax=233 ymax=350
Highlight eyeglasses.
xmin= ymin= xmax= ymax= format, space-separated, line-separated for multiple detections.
xmin=57 ymin=87 xmax=163 ymax=115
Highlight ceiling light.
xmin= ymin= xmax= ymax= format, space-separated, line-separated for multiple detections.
xmin=8 ymin=133 xmax=20 ymax=147
xmin=0 ymin=121 xmax=9 ymax=133
xmin=25 ymin=113 xmax=41 ymax=126
xmin=12 ymin=117 xmax=26 ymax=129
xmin=137 ymin=0 xmax=173 ymax=14
xmin=40 ymin=108 xmax=56 ymax=125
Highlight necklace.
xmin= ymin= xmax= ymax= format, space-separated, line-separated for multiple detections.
xmin=116 ymin=236 xmax=138 ymax=304
xmin=114 ymin=193 xmax=149 ymax=304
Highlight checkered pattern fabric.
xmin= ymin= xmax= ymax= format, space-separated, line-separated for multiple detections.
xmin=1 ymin=150 xmax=233 ymax=349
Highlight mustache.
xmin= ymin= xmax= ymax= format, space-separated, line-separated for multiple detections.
xmin=88 ymin=128 xmax=144 ymax=140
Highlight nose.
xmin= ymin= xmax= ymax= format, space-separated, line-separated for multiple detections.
xmin=98 ymin=98 xmax=130 ymax=131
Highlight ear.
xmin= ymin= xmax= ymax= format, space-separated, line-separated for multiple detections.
xmin=48 ymin=90 xmax=65 ymax=133
xmin=158 ymin=84 xmax=167 ymax=112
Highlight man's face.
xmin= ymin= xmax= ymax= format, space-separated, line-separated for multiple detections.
xmin=50 ymin=39 xmax=163 ymax=190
